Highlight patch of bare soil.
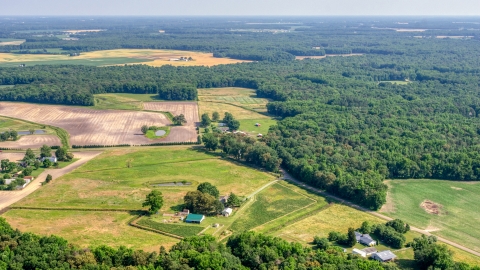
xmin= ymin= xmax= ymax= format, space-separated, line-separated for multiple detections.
xmin=0 ymin=135 xmax=61 ymax=149
xmin=421 ymin=200 xmax=443 ymax=215
xmin=451 ymin=186 xmax=463 ymax=190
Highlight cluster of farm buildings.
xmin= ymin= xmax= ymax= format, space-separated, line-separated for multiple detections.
xmin=352 ymin=231 xmax=397 ymax=262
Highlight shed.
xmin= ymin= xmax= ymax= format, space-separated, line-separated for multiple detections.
xmin=355 ymin=231 xmax=376 ymax=246
xmin=362 ymin=247 xmax=377 ymax=256
xmin=371 ymin=250 xmax=397 ymax=262
xmin=352 ymin=248 xmax=367 ymax=258
xmin=24 ymin=176 xmax=34 ymax=181
xmin=185 ymin=214 xmax=205 ymax=223
xmin=222 ymin=208 xmax=233 ymax=217
xmin=41 ymin=156 xmax=57 ymax=163
xmin=4 ymin=179 xmax=15 ymax=185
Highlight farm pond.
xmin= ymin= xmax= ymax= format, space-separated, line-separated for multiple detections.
xmin=17 ymin=130 xmax=46 ymax=135
xmin=151 ymin=182 xmax=192 ymax=187
xmin=155 ymin=130 xmax=166 ymax=136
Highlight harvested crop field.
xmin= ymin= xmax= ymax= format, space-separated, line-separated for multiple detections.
xmin=0 ymin=49 xmax=249 ymax=67
xmin=143 ymin=102 xmax=199 ymax=126
xmin=0 ymin=135 xmax=61 ymax=149
xmin=0 ymin=102 xmax=177 ymax=145
xmin=143 ymin=102 xmax=199 ymax=142
xmin=0 ymin=39 xmax=25 ymax=46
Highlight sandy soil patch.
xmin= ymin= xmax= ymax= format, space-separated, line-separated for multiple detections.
xmin=0 ymin=152 xmax=24 ymax=161
xmin=295 ymin=53 xmax=363 ymax=60
xmin=0 ymin=135 xmax=61 ymax=149
xmin=0 ymin=40 xmax=25 ymax=46
xmin=421 ymin=200 xmax=443 ymax=215
xmin=451 ymin=186 xmax=464 ymax=190
xmin=63 ymin=29 xmax=105 ymax=34
xmin=0 ymin=102 xmax=175 ymax=146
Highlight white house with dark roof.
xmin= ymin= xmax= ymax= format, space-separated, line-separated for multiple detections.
xmin=355 ymin=231 xmax=377 ymax=246
xmin=352 ymin=248 xmax=367 ymax=257
xmin=372 ymin=250 xmax=397 ymax=262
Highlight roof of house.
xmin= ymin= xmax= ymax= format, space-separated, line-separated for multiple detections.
xmin=355 ymin=231 xmax=376 ymax=244
xmin=223 ymin=208 xmax=233 ymax=214
xmin=373 ymin=250 xmax=397 ymax=261
xmin=362 ymin=247 xmax=378 ymax=254
xmin=185 ymin=214 xmax=205 ymax=222
xmin=352 ymin=248 xmax=366 ymax=256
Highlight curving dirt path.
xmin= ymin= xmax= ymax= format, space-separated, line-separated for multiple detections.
xmin=0 ymin=151 xmax=102 ymax=211
xmin=281 ymin=169 xmax=480 ymax=258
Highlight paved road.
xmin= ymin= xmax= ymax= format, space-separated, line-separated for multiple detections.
xmin=281 ymin=169 xmax=480 ymax=258
xmin=0 ymin=151 xmax=102 ymax=212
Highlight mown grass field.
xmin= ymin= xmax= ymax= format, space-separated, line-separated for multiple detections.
xmin=238 ymin=119 xmax=277 ymax=136
xmin=137 ymin=218 xmax=204 ymax=237
xmin=2 ymin=210 xmax=178 ymax=252
xmin=93 ymin=94 xmax=143 ymax=110
xmin=17 ymin=146 xmax=276 ymax=211
xmin=384 ymin=179 xmax=480 ymax=253
xmin=198 ymin=87 xmax=270 ymax=114
xmin=0 ymin=49 xmax=248 ymax=67
xmin=229 ymin=183 xmax=315 ymax=232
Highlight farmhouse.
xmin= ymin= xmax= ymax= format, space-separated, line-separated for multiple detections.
xmin=352 ymin=248 xmax=367 ymax=257
xmin=23 ymin=176 xmax=34 ymax=181
xmin=4 ymin=179 xmax=15 ymax=185
xmin=185 ymin=214 xmax=205 ymax=224
xmin=41 ymin=156 xmax=57 ymax=163
xmin=219 ymin=194 xmax=230 ymax=204
xmin=362 ymin=247 xmax=377 ymax=256
xmin=222 ymin=207 xmax=233 ymax=217
xmin=355 ymin=231 xmax=376 ymax=246
xmin=371 ymin=250 xmax=397 ymax=262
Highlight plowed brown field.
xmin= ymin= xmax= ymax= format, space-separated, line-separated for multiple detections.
xmin=0 ymin=103 xmax=175 ymax=146
xmin=143 ymin=102 xmax=199 ymax=142
xmin=0 ymin=135 xmax=61 ymax=149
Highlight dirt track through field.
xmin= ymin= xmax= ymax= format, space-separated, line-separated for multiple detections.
xmin=143 ymin=102 xmax=199 ymax=142
xmin=0 ymin=103 xmax=178 ymax=145
xmin=0 ymin=135 xmax=61 ymax=149
xmin=0 ymin=151 xmax=102 ymax=211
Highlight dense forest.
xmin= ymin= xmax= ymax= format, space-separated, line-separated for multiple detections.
xmin=0 ymin=17 xmax=480 ymax=209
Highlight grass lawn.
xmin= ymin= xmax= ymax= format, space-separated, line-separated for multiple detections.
xmin=1 ymin=210 xmax=178 ymax=252
xmin=238 ymin=119 xmax=277 ymax=136
xmin=384 ymin=179 xmax=480 ymax=252
xmin=17 ymin=146 xmax=276 ymax=211
xmin=145 ymin=127 xmax=170 ymax=139
xmin=115 ymin=93 xmax=160 ymax=102
xmin=137 ymin=217 xmax=204 ymax=237
xmin=229 ymin=182 xmax=315 ymax=232
xmin=274 ymin=204 xmax=385 ymax=244
xmin=93 ymin=94 xmax=143 ymax=110
xmin=0 ymin=116 xmax=55 ymax=134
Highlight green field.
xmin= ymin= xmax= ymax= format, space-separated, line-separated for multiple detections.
xmin=0 ymin=85 xmax=14 ymax=89
xmin=93 ymin=94 xmax=143 ymax=110
xmin=385 ymin=179 xmax=480 ymax=253
xmin=0 ymin=116 xmax=54 ymax=134
xmin=111 ymin=93 xmax=160 ymax=102
xmin=18 ymin=146 xmax=276 ymax=211
xmin=230 ymin=183 xmax=315 ymax=232
xmin=0 ymin=57 xmax=152 ymax=67
xmin=137 ymin=218 xmax=204 ymax=237
xmin=238 ymin=119 xmax=277 ymax=136
xmin=2 ymin=210 xmax=178 ymax=252
xmin=145 ymin=127 xmax=170 ymax=139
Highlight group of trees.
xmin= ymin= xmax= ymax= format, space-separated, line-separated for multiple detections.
xmin=184 ymin=182 xmax=224 ymax=215
xmin=327 ymin=228 xmax=357 ymax=247
xmin=202 ymin=132 xmax=282 ymax=172
xmin=0 ymin=130 xmax=18 ymax=142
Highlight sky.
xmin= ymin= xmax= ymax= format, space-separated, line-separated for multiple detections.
xmin=1 ymin=0 xmax=480 ymax=16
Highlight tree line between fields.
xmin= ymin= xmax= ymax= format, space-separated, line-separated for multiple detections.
xmin=1 ymin=19 xmax=480 ymax=210
xmin=0 ymin=217 xmax=477 ymax=270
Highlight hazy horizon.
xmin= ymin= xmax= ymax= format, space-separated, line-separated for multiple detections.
xmin=2 ymin=0 xmax=480 ymax=16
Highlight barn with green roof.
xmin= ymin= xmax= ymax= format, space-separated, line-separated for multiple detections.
xmin=185 ymin=213 xmax=205 ymax=224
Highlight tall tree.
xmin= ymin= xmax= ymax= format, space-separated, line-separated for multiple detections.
xmin=40 ymin=145 xmax=52 ymax=158
xmin=212 ymin=111 xmax=220 ymax=122
xmin=197 ymin=182 xmax=220 ymax=198
xmin=142 ymin=190 xmax=164 ymax=215
xmin=201 ymin=113 xmax=212 ymax=127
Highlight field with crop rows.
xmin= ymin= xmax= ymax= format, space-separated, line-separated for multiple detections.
xmin=137 ymin=218 xmax=204 ymax=238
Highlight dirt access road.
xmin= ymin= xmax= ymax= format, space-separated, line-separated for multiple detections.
xmin=281 ymin=169 xmax=480 ymax=258
xmin=0 ymin=151 xmax=102 ymax=212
